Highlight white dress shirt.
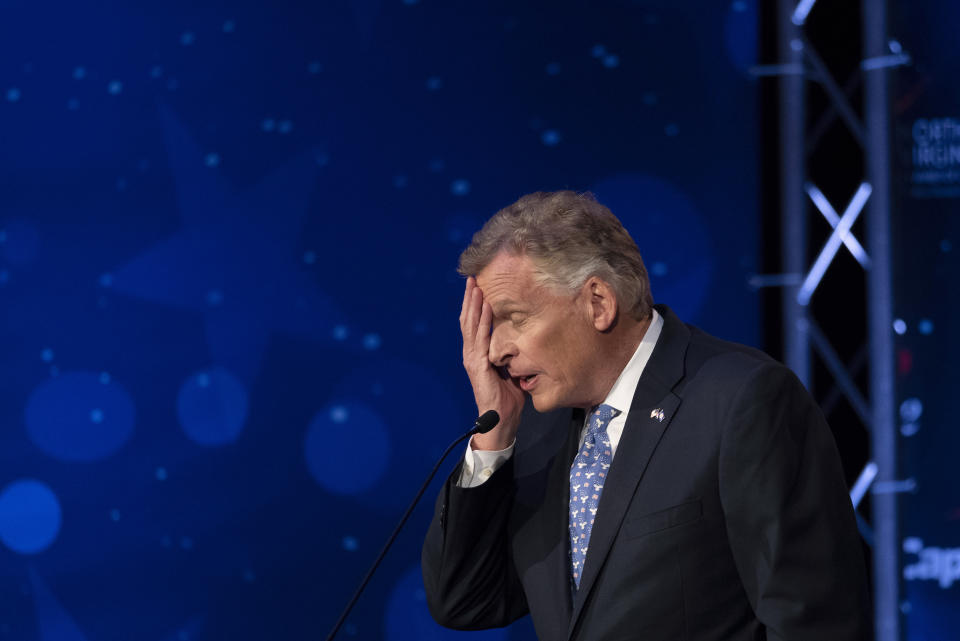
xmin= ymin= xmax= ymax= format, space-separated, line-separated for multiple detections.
xmin=459 ymin=309 xmax=664 ymax=488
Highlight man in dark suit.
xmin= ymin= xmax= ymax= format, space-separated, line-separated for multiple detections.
xmin=422 ymin=191 xmax=871 ymax=640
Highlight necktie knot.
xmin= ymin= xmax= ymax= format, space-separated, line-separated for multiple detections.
xmin=587 ymin=404 xmax=620 ymax=438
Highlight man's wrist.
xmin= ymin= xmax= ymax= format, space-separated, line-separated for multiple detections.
xmin=471 ymin=431 xmax=517 ymax=452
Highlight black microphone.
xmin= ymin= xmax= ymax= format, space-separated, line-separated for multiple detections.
xmin=325 ymin=410 xmax=500 ymax=641
xmin=473 ymin=409 xmax=500 ymax=435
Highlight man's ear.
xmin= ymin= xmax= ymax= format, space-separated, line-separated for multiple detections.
xmin=584 ymin=277 xmax=618 ymax=332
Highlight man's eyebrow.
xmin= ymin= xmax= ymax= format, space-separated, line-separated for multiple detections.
xmin=491 ymin=300 xmax=524 ymax=315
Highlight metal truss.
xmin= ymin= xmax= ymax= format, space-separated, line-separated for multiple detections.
xmin=752 ymin=2 xmax=906 ymax=639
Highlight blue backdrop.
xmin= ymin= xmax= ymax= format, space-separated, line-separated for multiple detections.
xmin=0 ymin=1 xmax=759 ymax=639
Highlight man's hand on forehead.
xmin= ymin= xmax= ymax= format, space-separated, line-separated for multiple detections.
xmin=459 ymin=276 xmax=525 ymax=451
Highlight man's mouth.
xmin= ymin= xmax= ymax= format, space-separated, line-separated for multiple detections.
xmin=517 ymin=374 xmax=539 ymax=391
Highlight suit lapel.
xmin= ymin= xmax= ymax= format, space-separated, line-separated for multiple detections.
xmin=567 ymin=305 xmax=690 ymax=640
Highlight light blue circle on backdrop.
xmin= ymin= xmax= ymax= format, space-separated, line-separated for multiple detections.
xmin=0 ymin=480 xmax=62 ymax=554
xmin=25 ymin=371 xmax=135 ymax=462
xmin=385 ymin=565 xmax=507 ymax=641
xmin=329 ymin=359 xmax=466 ymax=509
xmin=305 ymin=401 xmax=389 ymax=495
xmin=590 ymin=173 xmax=714 ymax=324
xmin=177 ymin=367 xmax=248 ymax=446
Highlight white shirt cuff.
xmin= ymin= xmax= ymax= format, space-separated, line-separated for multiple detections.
xmin=457 ymin=436 xmax=515 ymax=488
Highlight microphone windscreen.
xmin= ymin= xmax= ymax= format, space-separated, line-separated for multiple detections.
xmin=474 ymin=410 xmax=500 ymax=434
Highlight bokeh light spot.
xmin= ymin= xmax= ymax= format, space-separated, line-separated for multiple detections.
xmin=107 ymin=80 xmax=123 ymax=95
xmin=545 ymin=62 xmax=561 ymax=76
xmin=180 ymin=32 xmax=195 ymax=46
xmin=72 ymin=67 xmax=86 ymax=80
xmin=204 ymin=153 xmax=221 ymax=168
xmin=363 ymin=333 xmax=382 ymax=350
xmin=176 ymin=367 xmax=248 ymax=446
xmin=222 ymin=20 xmax=236 ymax=33
xmin=0 ymin=480 xmax=62 ymax=554
xmin=26 ymin=371 xmax=135 ymax=462
xmin=893 ymin=319 xmax=907 ymax=335
xmin=305 ymin=401 xmax=389 ymax=495
xmin=918 ymin=319 xmax=934 ymax=335
xmin=206 ymin=289 xmax=224 ymax=306
xmin=900 ymin=398 xmax=923 ymax=423
xmin=6 ymin=88 xmax=21 ymax=102
xmin=541 ymin=129 xmax=561 ymax=146
xmin=450 ymin=179 xmax=471 ymax=196
xmin=342 ymin=536 xmax=358 ymax=551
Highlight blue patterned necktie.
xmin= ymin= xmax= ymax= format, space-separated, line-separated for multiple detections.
xmin=569 ymin=403 xmax=620 ymax=591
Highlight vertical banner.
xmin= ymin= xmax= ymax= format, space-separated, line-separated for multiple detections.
xmin=893 ymin=2 xmax=960 ymax=638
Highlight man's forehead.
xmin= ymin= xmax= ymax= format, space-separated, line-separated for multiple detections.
xmin=475 ymin=253 xmax=539 ymax=306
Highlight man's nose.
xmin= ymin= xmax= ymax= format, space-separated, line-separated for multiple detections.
xmin=488 ymin=325 xmax=517 ymax=367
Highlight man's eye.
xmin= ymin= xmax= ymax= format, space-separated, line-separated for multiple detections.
xmin=511 ymin=315 xmax=527 ymax=326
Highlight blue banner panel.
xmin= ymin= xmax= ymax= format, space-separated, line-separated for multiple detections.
xmin=894 ymin=3 xmax=960 ymax=639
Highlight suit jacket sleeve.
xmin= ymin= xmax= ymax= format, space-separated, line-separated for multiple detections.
xmin=421 ymin=456 xmax=529 ymax=630
xmin=718 ymin=361 xmax=873 ymax=640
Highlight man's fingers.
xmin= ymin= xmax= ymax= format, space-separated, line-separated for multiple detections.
xmin=467 ymin=286 xmax=483 ymax=338
xmin=477 ymin=300 xmax=492 ymax=353
xmin=459 ymin=277 xmax=473 ymax=328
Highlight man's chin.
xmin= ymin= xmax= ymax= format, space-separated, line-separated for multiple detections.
xmin=528 ymin=393 xmax=558 ymax=413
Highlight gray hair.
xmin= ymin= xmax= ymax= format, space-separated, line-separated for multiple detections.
xmin=458 ymin=190 xmax=654 ymax=321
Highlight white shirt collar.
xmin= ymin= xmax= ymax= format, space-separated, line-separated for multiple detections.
xmin=600 ymin=308 xmax=664 ymax=417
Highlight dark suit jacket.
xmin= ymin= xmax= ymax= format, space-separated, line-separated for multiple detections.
xmin=422 ymin=305 xmax=871 ymax=640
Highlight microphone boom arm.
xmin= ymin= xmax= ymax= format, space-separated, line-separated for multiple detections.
xmin=325 ymin=410 xmax=500 ymax=640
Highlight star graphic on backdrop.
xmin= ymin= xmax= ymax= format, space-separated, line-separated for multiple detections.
xmin=111 ymin=107 xmax=345 ymax=385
